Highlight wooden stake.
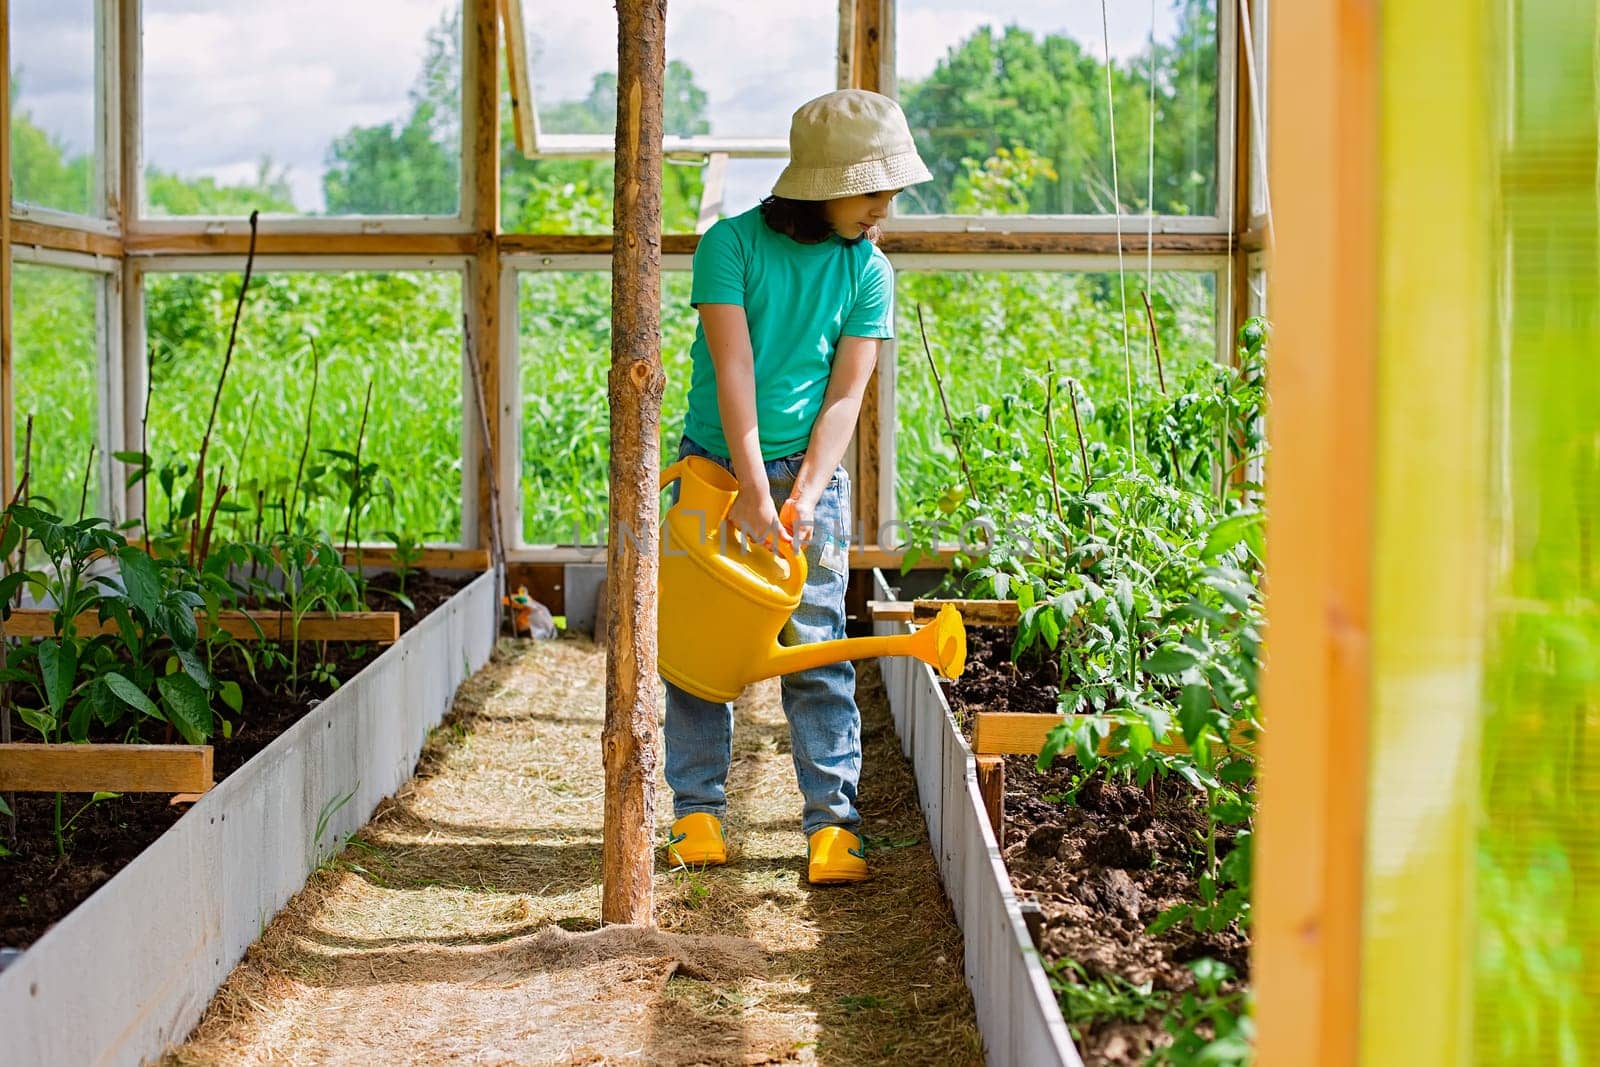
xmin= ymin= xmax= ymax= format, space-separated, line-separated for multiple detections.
xmin=975 ymin=754 xmax=1005 ymax=846
xmin=603 ymin=0 xmax=667 ymax=928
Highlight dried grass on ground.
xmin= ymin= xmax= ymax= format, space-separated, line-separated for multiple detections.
xmin=164 ymin=637 xmax=981 ymax=1066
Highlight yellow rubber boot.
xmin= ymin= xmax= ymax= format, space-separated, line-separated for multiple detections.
xmin=667 ymin=813 xmax=727 ymax=866
xmin=807 ymin=826 xmax=868 ymax=884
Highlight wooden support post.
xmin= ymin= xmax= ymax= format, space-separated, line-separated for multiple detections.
xmin=602 ymin=0 xmax=667 ymax=928
xmin=975 ymin=754 xmax=1005 ymax=846
xmin=1 ymin=0 xmax=14 ymax=843
xmin=0 ymin=743 xmax=213 ymax=794
xmin=1229 ymin=0 xmax=1255 ymax=352
xmin=849 ymin=0 xmax=885 ymax=545
xmin=2 ymin=0 xmax=13 ymax=502
xmin=467 ymin=0 xmax=502 ymax=555
xmin=1253 ymin=2 xmax=1378 ymax=1063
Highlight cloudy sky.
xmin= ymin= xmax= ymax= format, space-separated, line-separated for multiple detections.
xmin=11 ymin=0 xmax=1189 ymax=215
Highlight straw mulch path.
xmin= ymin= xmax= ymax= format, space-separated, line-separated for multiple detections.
xmin=162 ymin=636 xmax=982 ymax=1066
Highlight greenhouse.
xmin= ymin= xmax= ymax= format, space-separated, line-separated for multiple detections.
xmin=0 ymin=0 xmax=1595 ymax=1064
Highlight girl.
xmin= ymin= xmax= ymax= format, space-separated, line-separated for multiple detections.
xmin=662 ymin=89 xmax=932 ymax=884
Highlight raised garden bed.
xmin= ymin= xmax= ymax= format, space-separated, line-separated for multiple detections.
xmin=872 ymin=570 xmax=1080 ymax=1067
xmin=946 ymin=627 xmax=1252 ymax=1067
xmin=874 ymin=572 xmax=1253 ymax=1067
xmin=0 ymin=568 xmax=473 ymax=949
xmin=0 ymin=569 xmax=495 ymax=1067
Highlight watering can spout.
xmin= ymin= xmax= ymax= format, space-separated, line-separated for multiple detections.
xmin=657 ymin=455 xmax=967 ymax=702
xmin=756 ymin=603 xmax=968 ymax=687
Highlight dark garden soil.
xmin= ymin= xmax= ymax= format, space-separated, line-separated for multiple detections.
xmin=943 ymin=625 xmax=1252 ymax=1067
xmin=0 ymin=570 xmax=475 ymax=951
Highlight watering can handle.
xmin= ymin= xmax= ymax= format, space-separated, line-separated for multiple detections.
xmin=659 ymin=458 xmax=688 ymax=490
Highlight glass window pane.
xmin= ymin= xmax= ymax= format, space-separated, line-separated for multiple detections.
xmin=517 ymin=272 xmax=695 ymax=544
xmin=896 ymin=1 xmax=1218 ymax=217
xmin=9 ymin=0 xmax=99 ymax=216
xmin=142 ymin=270 xmax=464 ymax=539
xmin=503 ymin=2 xmax=836 ymax=233
xmin=141 ymin=1 xmax=462 ymax=217
xmin=13 ymin=264 xmax=102 ymax=516
xmin=894 ymin=270 xmax=1218 ymax=519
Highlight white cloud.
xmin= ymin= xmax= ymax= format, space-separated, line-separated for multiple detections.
xmin=140 ymin=0 xmax=457 ymax=211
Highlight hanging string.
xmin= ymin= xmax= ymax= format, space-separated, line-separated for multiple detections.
xmin=1101 ymin=0 xmax=1137 ymax=468
xmin=1145 ymin=0 xmax=1158 ymax=302
xmin=1221 ymin=0 xmax=1240 ymax=498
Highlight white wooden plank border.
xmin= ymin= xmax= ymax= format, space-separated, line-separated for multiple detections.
xmin=0 ymin=572 xmax=497 ymax=1067
xmin=873 ymin=569 xmax=1080 ymax=1067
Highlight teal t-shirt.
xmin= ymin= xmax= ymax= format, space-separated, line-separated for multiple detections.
xmin=682 ymin=205 xmax=895 ymax=460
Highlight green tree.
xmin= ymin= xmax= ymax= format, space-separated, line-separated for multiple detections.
xmin=145 ymin=158 xmax=297 ymax=216
xmin=323 ymin=9 xmax=461 ymax=215
xmin=9 ymin=75 xmax=94 ymax=214
xmin=899 ymin=2 xmax=1217 ymax=216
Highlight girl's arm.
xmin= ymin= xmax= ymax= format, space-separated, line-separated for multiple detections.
xmin=699 ymin=303 xmax=789 ymax=546
xmin=788 ymin=334 xmax=881 ymax=534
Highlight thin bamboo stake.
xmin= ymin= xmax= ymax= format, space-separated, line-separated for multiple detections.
xmin=1043 ymin=361 xmax=1064 ymax=523
xmin=76 ymin=442 xmax=96 ymax=522
xmin=915 ymin=304 xmax=980 ymax=509
xmin=1141 ymin=290 xmax=1184 ymax=479
xmin=288 ymin=337 xmax=321 ymax=534
xmin=191 ymin=211 xmax=258 ymax=564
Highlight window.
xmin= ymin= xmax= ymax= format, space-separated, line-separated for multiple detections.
xmin=514 ymin=268 xmax=696 ymax=544
xmin=894 ymin=0 xmax=1220 ymax=219
xmin=139 ymin=1 xmax=463 ymax=217
xmin=502 ymin=1 xmax=837 ymax=233
xmin=141 ymin=269 xmax=465 ymax=539
xmin=9 ymin=0 xmax=101 ymax=217
xmin=893 ymin=267 xmax=1219 ymax=519
xmin=12 ymin=263 xmax=105 ymax=515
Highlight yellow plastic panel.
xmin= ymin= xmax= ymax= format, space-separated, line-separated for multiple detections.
xmin=1472 ymin=2 xmax=1600 ymax=1063
xmin=1359 ymin=1 xmax=1492 ymax=1063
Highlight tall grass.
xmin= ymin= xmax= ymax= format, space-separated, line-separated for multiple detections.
xmin=11 ymin=263 xmax=101 ymax=516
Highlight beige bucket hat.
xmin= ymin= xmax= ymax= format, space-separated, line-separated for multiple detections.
xmin=771 ymin=89 xmax=934 ymax=201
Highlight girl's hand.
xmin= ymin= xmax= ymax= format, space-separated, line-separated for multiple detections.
xmin=780 ymin=497 xmax=815 ymax=550
xmin=729 ymin=485 xmax=790 ymax=553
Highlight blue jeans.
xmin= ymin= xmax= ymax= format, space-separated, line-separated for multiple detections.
xmin=663 ymin=434 xmax=861 ymax=837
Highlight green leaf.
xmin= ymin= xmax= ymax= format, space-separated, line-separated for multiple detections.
xmin=1178 ymin=683 xmax=1214 ymax=747
xmin=88 ymin=678 xmax=121 ymax=728
xmin=1143 ymin=646 xmax=1198 ymax=676
xmin=104 ymin=670 xmax=162 ymax=719
xmin=38 ymin=638 xmax=78 ymax=716
xmin=0 ymin=794 xmax=12 ymax=817
xmin=116 ymin=547 xmax=164 ymax=618
xmin=1202 ymin=512 xmax=1261 ymax=561
xmin=18 ymin=706 xmax=55 ymax=739
xmin=219 ymin=679 xmax=244 ymax=714
xmin=1039 ymin=607 xmax=1061 ymax=650
xmin=158 ymin=673 xmax=212 ymax=744
xmin=67 ymin=698 xmax=93 ymax=742
xmin=176 ymin=647 xmax=214 ymax=689
xmin=1148 ymin=904 xmax=1192 ymax=936
xmin=0 ymin=518 xmax=21 ymax=560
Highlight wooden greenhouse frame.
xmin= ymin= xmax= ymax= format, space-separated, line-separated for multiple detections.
xmin=0 ymin=0 xmax=1268 ymax=589
xmin=10 ymin=1 xmax=1426 ymax=1064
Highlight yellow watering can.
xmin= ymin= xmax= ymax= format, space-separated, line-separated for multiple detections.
xmin=658 ymin=455 xmax=967 ymax=703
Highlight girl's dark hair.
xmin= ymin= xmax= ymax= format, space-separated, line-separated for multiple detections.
xmin=759 ymin=195 xmax=881 ymax=246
